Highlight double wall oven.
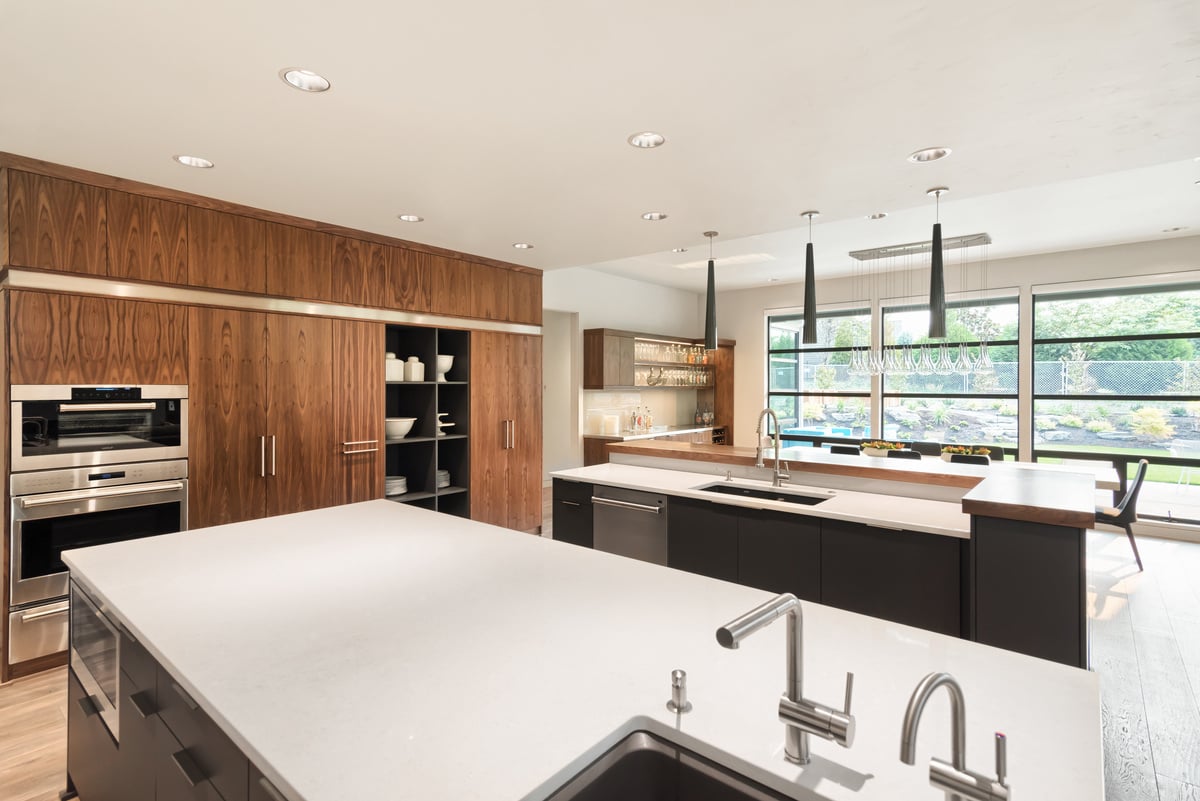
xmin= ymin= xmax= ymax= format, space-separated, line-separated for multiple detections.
xmin=8 ymin=386 xmax=188 ymax=667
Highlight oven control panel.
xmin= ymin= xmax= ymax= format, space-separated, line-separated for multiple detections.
xmin=70 ymin=386 xmax=142 ymax=401
xmin=11 ymin=459 xmax=189 ymax=496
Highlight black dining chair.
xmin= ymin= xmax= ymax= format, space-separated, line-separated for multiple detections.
xmin=950 ymin=454 xmax=990 ymax=466
xmin=910 ymin=441 xmax=942 ymax=457
xmin=887 ymin=449 xmax=921 ymax=460
xmin=1095 ymin=459 xmax=1148 ymax=572
xmin=830 ymin=445 xmax=861 ymax=456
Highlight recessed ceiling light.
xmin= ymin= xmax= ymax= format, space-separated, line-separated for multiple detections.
xmin=397 ymin=214 xmax=424 ymax=223
xmin=512 ymin=242 xmax=534 ymax=249
xmin=642 ymin=212 xmax=668 ymax=221
xmin=172 ymin=155 xmax=213 ymax=169
xmin=280 ymin=68 xmax=331 ymax=93
xmin=908 ymin=146 xmax=952 ymax=164
xmin=867 ymin=212 xmax=888 ymax=220
xmin=627 ymin=132 xmax=666 ymax=149
xmin=672 ymin=247 xmax=687 ymax=253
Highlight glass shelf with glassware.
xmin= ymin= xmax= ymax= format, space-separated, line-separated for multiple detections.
xmin=634 ymin=364 xmax=713 ymax=388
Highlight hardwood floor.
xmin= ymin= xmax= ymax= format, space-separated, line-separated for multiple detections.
xmin=2 ymin=526 xmax=1197 ymax=801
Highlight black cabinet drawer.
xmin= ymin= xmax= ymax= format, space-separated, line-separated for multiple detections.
xmin=249 ymin=763 xmax=290 ymax=801
xmin=667 ymin=497 xmax=739 ymax=582
xmin=121 ymin=627 xmax=157 ymax=692
xmin=738 ymin=508 xmax=821 ymax=601
xmin=67 ymin=668 xmax=121 ymax=801
xmin=157 ymin=665 xmax=248 ymax=801
xmin=552 ymin=479 xmax=594 ymax=548
xmin=120 ymin=669 xmax=157 ymax=801
xmin=155 ymin=717 xmax=229 ymax=801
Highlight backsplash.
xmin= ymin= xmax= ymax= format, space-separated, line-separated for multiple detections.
xmin=584 ymin=389 xmax=700 ymax=434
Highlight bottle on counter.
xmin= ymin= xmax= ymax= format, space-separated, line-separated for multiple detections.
xmin=694 ymin=406 xmax=702 ymax=425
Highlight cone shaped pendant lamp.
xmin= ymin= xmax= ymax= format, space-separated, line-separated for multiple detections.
xmin=927 ymin=187 xmax=948 ymax=339
xmin=703 ymin=231 xmax=718 ymax=350
xmin=801 ymin=211 xmax=820 ymax=344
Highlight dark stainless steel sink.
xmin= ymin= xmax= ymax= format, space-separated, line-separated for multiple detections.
xmin=698 ymin=483 xmax=830 ymax=506
xmin=546 ymin=730 xmax=796 ymax=801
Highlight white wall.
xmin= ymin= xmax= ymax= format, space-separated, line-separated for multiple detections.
xmin=542 ymin=310 xmax=578 ymax=482
xmin=717 ymin=236 xmax=1200 ymax=448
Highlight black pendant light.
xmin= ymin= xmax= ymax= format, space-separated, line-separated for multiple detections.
xmin=800 ymin=211 xmax=820 ymax=344
xmin=927 ymin=187 xmax=949 ymax=339
xmin=703 ymin=231 xmax=718 ymax=350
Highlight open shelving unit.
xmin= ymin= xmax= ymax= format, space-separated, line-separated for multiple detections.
xmin=384 ymin=326 xmax=470 ymax=518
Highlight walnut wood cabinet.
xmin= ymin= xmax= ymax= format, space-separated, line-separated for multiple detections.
xmin=330 ymin=235 xmax=386 ymax=308
xmin=5 ymin=169 xmax=108 ymax=275
xmin=333 ymin=319 xmax=385 ymax=504
xmin=107 ymin=190 xmax=188 ymax=284
xmin=8 ymin=290 xmax=188 ymax=385
xmin=265 ymin=222 xmax=333 ymax=301
xmin=186 ymin=207 xmax=267 ymax=294
xmin=188 ymin=306 xmax=335 ymax=527
xmin=470 ymin=331 xmax=542 ymax=531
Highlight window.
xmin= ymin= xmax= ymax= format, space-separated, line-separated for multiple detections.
xmin=880 ymin=298 xmax=1020 ymax=453
xmin=768 ymin=309 xmax=871 ymax=439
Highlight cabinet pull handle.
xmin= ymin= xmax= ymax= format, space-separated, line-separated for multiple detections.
xmin=171 ymin=749 xmax=208 ymax=788
xmin=19 ymin=603 xmax=69 ymax=622
xmin=342 ymin=439 xmax=379 ymax=446
xmin=130 ymin=689 xmax=157 ymax=719
xmin=271 ymin=435 xmax=277 ymax=477
xmin=560 ymin=500 xmax=581 ymax=507
xmin=77 ymin=695 xmax=101 ymax=717
xmin=170 ymin=681 xmax=199 ymax=711
xmin=257 ymin=776 xmax=289 ymax=801
xmin=591 ymin=496 xmax=662 ymax=515
xmin=342 ymin=447 xmax=379 ymax=455
xmin=260 ymin=436 xmax=266 ymax=478
xmin=510 ymin=420 xmax=516 ymax=450
xmin=60 ymin=402 xmax=157 ymax=413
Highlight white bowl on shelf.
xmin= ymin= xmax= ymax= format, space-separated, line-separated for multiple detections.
xmin=385 ymin=417 xmax=417 ymax=439
xmin=436 ymin=354 xmax=454 ymax=382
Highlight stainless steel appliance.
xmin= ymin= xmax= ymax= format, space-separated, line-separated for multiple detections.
xmin=69 ymin=580 xmax=121 ymax=740
xmin=12 ymin=385 xmax=188 ymax=472
xmin=591 ymin=486 xmax=668 ymax=565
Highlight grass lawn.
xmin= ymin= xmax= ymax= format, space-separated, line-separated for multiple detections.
xmin=1036 ymin=444 xmax=1200 ymax=486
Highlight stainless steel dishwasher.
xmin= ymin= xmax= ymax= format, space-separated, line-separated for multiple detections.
xmin=591 ymin=486 xmax=668 ymax=565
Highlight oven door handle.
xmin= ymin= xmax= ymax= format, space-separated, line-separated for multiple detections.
xmin=19 ymin=480 xmax=186 ymax=509
xmin=58 ymin=402 xmax=158 ymax=412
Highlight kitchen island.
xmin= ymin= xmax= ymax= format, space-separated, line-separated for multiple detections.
xmin=63 ymin=500 xmax=1101 ymax=801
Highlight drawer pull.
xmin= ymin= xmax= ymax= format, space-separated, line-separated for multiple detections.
xmin=342 ymin=439 xmax=379 ymax=447
xmin=342 ymin=447 xmax=379 ymax=455
xmin=77 ymin=695 xmax=101 ymax=717
xmin=171 ymin=682 xmax=199 ymax=711
xmin=257 ymin=776 xmax=289 ymax=801
xmin=559 ymin=500 xmax=581 ymax=507
xmin=129 ymin=689 xmax=157 ymax=719
xmin=171 ymin=749 xmax=208 ymax=787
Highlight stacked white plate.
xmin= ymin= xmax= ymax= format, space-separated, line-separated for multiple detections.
xmin=435 ymin=469 xmax=450 ymax=489
xmin=385 ymin=475 xmax=408 ymax=496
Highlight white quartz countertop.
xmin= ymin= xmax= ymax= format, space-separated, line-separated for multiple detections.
xmin=63 ymin=501 xmax=1100 ymax=801
xmin=552 ymin=463 xmax=972 ymax=538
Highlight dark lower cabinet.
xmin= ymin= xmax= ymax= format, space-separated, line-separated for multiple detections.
xmin=249 ymin=764 xmax=288 ymax=801
xmin=156 ymin=665 xmax=248 ymax=801
xmin=738 ymin=508 xmax=821 ymax=602
xmin=552 ymin=479 xmax=594 ymax=548
xmin=667 ymin=498 xmax=739 ymax=583
xmin=972 ymin=516 xmax=1087 ymax=668
xmin=821 ymin=520 xmax=964 ymax=637
xmin=67 ymin=669 xmax=121 ymax=801
xmin=155 ymin=718 xmax=228 ymax=801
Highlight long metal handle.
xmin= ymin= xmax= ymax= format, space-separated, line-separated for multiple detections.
xmin=560 ymin=500 xmax=581 ymax=507
xmin=342 ymin=439 xmax=379 ymax=446
xmin=503 ymin=420 xmax=511 ymax=449
xmin=257 ymin=776 xmax=289 ymax=801
xmin=590 ymin=496 xmax=661 ymax=515
xmin=995 ymin=732 xmax=1007 ymax=785
xmin=20 ymin=481 xmax=185 ymax=509
xmin=260 ymin=436 xmax=266 ymax=477
xmin=510 ymin=420 xmax=516 ymax=450
xmin=59 ymin=402 xmax=157 ymax=412
xmin=342 ymin=447 xmax=379 ymax=455
xmin=171 ymin=749 xmax=207 ymax=787
xmin=270 ymin=435 xmax=276 ymax=476
xmin=20 ymin=604 xmax=69 ymax=622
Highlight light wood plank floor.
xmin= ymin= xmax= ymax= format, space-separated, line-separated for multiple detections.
xmin=2 ymin=525 xmax=1197 ymax=801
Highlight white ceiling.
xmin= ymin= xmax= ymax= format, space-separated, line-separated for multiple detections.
xmin=1 ymin=1 xmax=1197 ymax=291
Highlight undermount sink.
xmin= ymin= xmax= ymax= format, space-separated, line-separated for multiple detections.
xmin=546 ymin=730 xmax=798 ymax=801
xmin=698 ymin=483 xmax=832 ymax=506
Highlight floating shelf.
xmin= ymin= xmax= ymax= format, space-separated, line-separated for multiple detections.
xmin=386 ymin=436 xmax=438 ymax=445
xmin=437 ymin=486 xmax=468 ymax=497
xmin=387 ymin=491 xmax=436 ymax=503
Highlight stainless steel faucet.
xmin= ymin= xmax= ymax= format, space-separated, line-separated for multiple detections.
xmin=755 ymin=408 xmax=791 ymax=488
xmin=899 ymin=672 xmax=1010 ymax=801
xmin=716 ymin=593 xmax=855 ymax=764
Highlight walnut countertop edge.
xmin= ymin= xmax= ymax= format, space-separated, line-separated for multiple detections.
xmin=605 ymin=440 xmax=1097 ymax=529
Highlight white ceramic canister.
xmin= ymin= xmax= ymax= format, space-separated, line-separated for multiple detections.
xmin=404 ymin=356 xmax=426 ymax=382
xmin=385 ymin=352 xmax=404 ymax=381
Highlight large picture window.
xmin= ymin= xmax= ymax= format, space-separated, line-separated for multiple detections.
xmin=880 ymin=298 xmax=1020 ymax=453
xmin=768 ymin=309 xmax=871 ymax=438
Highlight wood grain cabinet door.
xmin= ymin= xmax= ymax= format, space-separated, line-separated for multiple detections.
xmin=265 ymin=223 xmax=332 ymax=301
xmin=332 ymin=320 xmax=385 ymax=504
xmin=107 ymin=190 xmax=188 ymax=284
xmin=470 ymin=263 xmax=510 ymax=321
xmin=507 ymin=269 xmax=543 ymax=326
xmin=384 ymin=247 xmax=432 ymax=312
xmin=188 ymin=306 xmax=268 ymax=528
xmin=330 ymin=236 xmax=385 ymax=308
xmin=264 ymin=313 xmax=335 ymax=517
xmin=430 ymin=255 xmax=472 ymax=318
xmin=186 ymin=207 xmax=267 ymax=294
xmin=470 ymin=331 xmax=511 ymax=527
xmin=507 ymin=333 xmax=543 ymax=531
xmin=6 ymin=170 xmax=108 ymax=275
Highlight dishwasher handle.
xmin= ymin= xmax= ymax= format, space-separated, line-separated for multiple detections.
xmin=591 ymin=496 xmax=662 ymax=515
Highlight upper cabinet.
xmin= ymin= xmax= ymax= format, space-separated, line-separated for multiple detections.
xmin=330 ymin=235 xmax=386 ymax=308
xmin=265 ymin=222 xmax=333 ymax=301
xmin=430 ymin=254 xmax=473 ymax=318
xmin=5 ymin=170 xmax=108 ymax=275
xmin=187 ymin=207 xmax=267 ymax=293
xmin=107 ymin=190 xmax=188 ymax=284
xmin=385 ymin=248 xmax=432 ymax=313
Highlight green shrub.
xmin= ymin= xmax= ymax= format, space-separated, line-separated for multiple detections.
xmin=1128 ymin=407 xmax=1175 ymax=441
xmin=1035 ymin=418 xmax=1058 ymax=431
xmin=1085 ymin=420 xmax=1113 ymax=433
xmin=1060 ymin=415 xmax=1084 ymax=428
xmin=997 ymin=403 xmax=1018 ymax=417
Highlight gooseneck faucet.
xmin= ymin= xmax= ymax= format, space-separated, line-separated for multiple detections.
xmin=900 ymin=672 xmax=1010 ymax=801
xmin=754 ymin=408 xmax=790 ymax=488
xmin=716 ymin=593 xmax=854 ymax=765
